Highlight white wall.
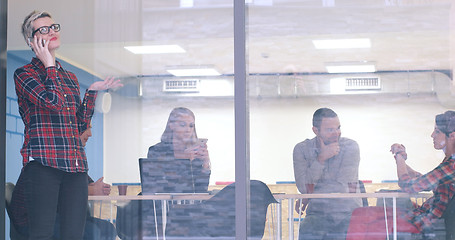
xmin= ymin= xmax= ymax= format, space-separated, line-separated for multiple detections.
xmin=103 ymin=90 xmax=448 ymax=185
xmin=103 ymin=96 xmax=236 ymax=184
xmin=249 ymin=94 xmax=446 ymax=183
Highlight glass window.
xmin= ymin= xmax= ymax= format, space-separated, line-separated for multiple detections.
xmin=4 ymin=0 xmax=455 ymax=239
xmin=248 ymin=0 xmax=453 ymax=239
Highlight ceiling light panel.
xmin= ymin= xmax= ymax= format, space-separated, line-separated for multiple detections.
xmin=180 ymin=0 xmax=194 ymax=8
xmin=326 ymin=64 xmax=376 ymax=73
xmin=313 ymin=38 xmax=371 ymax=49
xmin=124 ymin=45 xmax=186 ymax=54
xmin=167 ymin=68 xmax=221 ymax=77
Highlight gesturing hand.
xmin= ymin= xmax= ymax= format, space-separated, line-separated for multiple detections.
xmin=317 ymin=137 xmax=340 ymax=163
xmin=88 ymin=76 xmax=124 ymax=91
xmin=390 ymin=143 xmax=407 ymax=160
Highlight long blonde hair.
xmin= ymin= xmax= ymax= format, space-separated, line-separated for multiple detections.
xmin=161 ymin=107 xmax=198 ymax=144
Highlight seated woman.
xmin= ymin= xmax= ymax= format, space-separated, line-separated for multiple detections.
xmin=347 ymin=110 xmax=455 ymax=240
xmin=116 ymin=107 xmax=211 ymax=239
xmin=147 ymin=107 xmax=211 ymax=192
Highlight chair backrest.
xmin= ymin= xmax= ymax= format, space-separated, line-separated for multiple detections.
xmin=358 ymin=180 xmax=369 ymax=207
xmin=5 ymin=182 xmax=15 ymax=207
xmin=166 ymin=180 xmax=278 ymax=238
xmin=442 ymin=194 xmax=455 ymax=240
xmin=5 ymin=182 xmax=29 ymax=240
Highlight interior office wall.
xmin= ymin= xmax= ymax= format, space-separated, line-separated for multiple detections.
xmin=103 ymin=95 xmax=236 ymax=185
xmin=103 ymin=73 xmax=450 ymax=185
xmin=248 ymin=94 xmax=445 ymax=183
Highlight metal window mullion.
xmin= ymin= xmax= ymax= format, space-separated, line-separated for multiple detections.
xmin=0 ymin=0 xmax=7 ymax=237
xmin=234 ymin=0 xmax=249 ymax=239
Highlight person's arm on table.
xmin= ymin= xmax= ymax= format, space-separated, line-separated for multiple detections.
xmin=88 ymin=177 xmax=111 ymax=196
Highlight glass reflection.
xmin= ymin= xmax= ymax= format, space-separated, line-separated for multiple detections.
xmin=4 ymin=0 xmax=455 ymax=239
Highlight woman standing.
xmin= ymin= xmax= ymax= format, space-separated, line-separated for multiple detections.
xmin=14 ymin=10 xmax=121 ymax=239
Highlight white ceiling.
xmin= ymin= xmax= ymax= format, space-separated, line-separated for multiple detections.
xmin=6 ymin=0 xmax=455 ymax=79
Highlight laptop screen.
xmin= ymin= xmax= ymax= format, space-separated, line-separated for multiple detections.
xmin=139 ymin=158 xmax=201 ymax=194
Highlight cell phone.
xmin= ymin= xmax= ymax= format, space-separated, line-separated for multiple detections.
xmin=198 ymin=138 xmax=208 ymax=145
xmin=42 ymin=39 xmax=46 ymax=47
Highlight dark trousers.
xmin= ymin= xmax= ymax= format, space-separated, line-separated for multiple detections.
xmin=23 ymin=161 xmax=88 ymax=240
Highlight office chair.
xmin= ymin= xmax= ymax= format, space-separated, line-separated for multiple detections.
xmin=116 ymin=199 xmax=145 ymax=240
xmin=443 ymin=195 xmax=455 ymax=240
xmin=358 ymin=180 xmax=369 ymax=207
xmin=166 ymin=180 xmax=278 ymax=239
xmin=348 ymin=187 xmax=450 ymax=240
xmin=5 ymin=182 xmax=28 ymax=240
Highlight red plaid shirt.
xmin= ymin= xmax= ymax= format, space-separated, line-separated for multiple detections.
xmin=14 ymin=57 xmax=97 ymax=173
xmin=398 ymin=156 xmax=455 ymax=231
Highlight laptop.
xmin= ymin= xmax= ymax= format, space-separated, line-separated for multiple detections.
xmin=139 ymin=158 xmax=207 ymax=195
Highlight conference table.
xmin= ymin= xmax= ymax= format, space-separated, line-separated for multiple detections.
xmin=272 ymin=192 xmax=432 ymax=240
xmin=88 ymin=191 xmax=432 ymax=240
xmin=89 ymin=193 xmax=212 ymax=240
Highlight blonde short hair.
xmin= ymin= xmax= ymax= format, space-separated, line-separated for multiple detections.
xmin=21 ymin=10 xmax=52 ymax=45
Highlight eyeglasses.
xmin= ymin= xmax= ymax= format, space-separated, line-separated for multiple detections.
xmin=31 ymin=24 xmax=61 ymax=37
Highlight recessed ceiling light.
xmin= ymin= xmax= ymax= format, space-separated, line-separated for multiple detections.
xmin=253 ymin=0 xmax=273 ymax=6
xmin=180 ymin=0 xmax=193 ymax=8
xmin=167 ymin=68 xmax=221 ymax=77
xmin=124 ymin=45 xmax=186 ymax=54
xmin=326 ymin=64 xmax=376 ymax=73
xmin=322 ymin=0 xmax=335 ymax=7
xmin=313 ymin=38 xmax=371 ymax=49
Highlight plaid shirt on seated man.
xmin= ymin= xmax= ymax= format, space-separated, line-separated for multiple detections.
xmin=398 ymin=156 xmax=455 ymax=231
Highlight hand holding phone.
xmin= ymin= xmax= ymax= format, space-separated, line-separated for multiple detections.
xmin=30 ymin=36 xmax=55 ymax=68
xmin=197 ymin=138 xmax=211 ymax=170
xmin=198 ymin=138 xmax=208 ymax=145
xmin=194 ymin=138 xmax=208 ymax=157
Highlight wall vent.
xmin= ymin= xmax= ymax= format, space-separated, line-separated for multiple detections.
xmin=345 ymin=77 xmax=381 ymax=90
xmin=162 ymin=79 xmax=200 ymax=92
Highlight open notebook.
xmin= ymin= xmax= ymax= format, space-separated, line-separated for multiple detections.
xmin=139 ymin=158 xmax=206 ymax=195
